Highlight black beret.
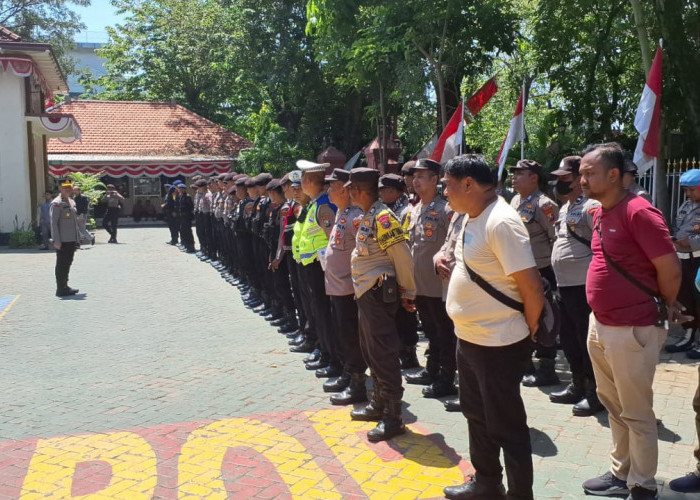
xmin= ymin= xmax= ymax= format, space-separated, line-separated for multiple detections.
xmin=235 ymin=176 xmax=249 ymax=187
xmin=194 ymin=179 xmax=208 ymax=187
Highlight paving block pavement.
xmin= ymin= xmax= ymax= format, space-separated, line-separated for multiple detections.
xmin=0 ymin=227 xmax=697 ymax=498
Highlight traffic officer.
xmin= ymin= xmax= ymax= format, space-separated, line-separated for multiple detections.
xmin=379 ymin=173 xmax=420 ymax=370
xmin=297 ymin=160 xmax=338 ymax=376
xmin=102 ymin=184 xmax=124 ymax=244
xmin=668 ymin=168 xmax=700 ymax=358
xmin=323 ymin=168 xmax=368 ymax=404
xmin=405 ymin=158 xmax=457 ymax=398
xmin=623 ymin=159 xmax=652 ymax=203
xmin=51 ymin=179 xmax=81 ymax=297
xmin=347 ymin=167 xmax=417 ymax=443
xmin=510 ymin=159 xmax=560 ymax=387
xmin=548 ymin=156 xmax=604 ymax=416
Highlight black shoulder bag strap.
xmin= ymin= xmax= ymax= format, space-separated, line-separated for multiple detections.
xmin=464 ymin=263 xmax=525 ymax=313
xmin=566 ymin=224 xmax=592 ymax=248
xmin=593 ymin=219 xmax=659 ymax=298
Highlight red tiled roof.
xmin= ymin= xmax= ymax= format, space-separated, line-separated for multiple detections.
xmin=47 ymin=100 xmax=252 ymax=158
xmin=0 ymin=25 xmax=22 ymax=42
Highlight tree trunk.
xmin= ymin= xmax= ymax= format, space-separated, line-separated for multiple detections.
xmin=629 ymin=0 xmax=652 ymax=74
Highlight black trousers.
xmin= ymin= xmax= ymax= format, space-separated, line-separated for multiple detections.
xmin=55 ymin=242 xmax=77 ymax=290
xmin=273 ymin=256 xmax=296 ymax=313
xmin=195 ymin=213 xmax=205 ymax=252
xmin=302 ymin=261 xmax=335 ymax=361
xmin=357 ymin=286 xmax=403 ymax=401
xmin=202 ymin=214 xmax=213 ymax=257
xmin=395 ymin=306 xmax=419 ymax=347
xmin=535 ymin=265 xmax=557 ymax=360
xmin=330 ymin=294 xmax=367 ymax=375
xmin=557 ymin=285 xmax=594 ymax=379
xmin=179 ymin=218 xmax=194 ymax=250
xmin=678 ymin=257 xmax=700 ymax=329
xmin=167 ymin=215 xmax=180 ymax=243
xmin=458 ymin=337 xmax=533 ymax=498
xmin=415 ymin=295 xmax=456 ymax=378
xmin=296 ymin=261 xmax=316 ymax=343
xmin=286 ymin=253 xmax=306 ymax=330
xmin=103 ymin=209 xmax=119 ymax=240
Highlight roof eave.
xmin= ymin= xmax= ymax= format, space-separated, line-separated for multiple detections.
xmin=0 ymin=42 xmax=68 ymax=93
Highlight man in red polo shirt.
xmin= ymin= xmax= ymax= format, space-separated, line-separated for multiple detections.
xmin=580 ymin=142 xmax=686 ymax=500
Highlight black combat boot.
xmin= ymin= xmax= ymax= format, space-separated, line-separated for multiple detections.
xmin=550 ymin=373 xmax=586 ymax=404
xmin=367 ymin=400 xmax=406 ymax=442
xmin=323 ymin=372 xmax=351 ymax=393
xmin=522 ymin=358 xmax=560 ymax=387
xmin=330 ymin=373 xmax=367 ymax=405
xmin=350 ymin=396 xmax=385 ymax=422
xmin=405 ymin=368 xmax=435 ymax=386
xmin=422 ymin=373 xmax=458 ymax=398
xmin=399 ymin=344 xmax=421 ymax=370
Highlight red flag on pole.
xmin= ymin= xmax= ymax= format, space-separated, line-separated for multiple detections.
xmin=633 ymin=46 xmax=663 ymax=174
xmin=466 ymin=77 xmax=499 ymax=118
xmin=496 ymin=91 xmax=525 ymax=177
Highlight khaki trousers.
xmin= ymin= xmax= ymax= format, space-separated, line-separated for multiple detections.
xmin=587 ymin=313 xmax=666 ymax=490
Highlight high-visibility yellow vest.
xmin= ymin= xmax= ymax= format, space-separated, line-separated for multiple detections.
xmin=292 ymin=206 xmax=305 ymax=262
xmin=298 ymin=195 xmax=331 ymax=265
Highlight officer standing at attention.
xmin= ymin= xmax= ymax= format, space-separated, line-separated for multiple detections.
xmin=400 ymin=160 xmax=420 ymax=205
xmin=323 ymin=168 xmax=368 ymax=404
xmin=297 ymin=160 xmax=339 ymax=376
xmin=163 ymin=184 xmax=180 ymax=245
xmin=548 ymin=156 xmax=604 ymax=416
xmin=102 ymin=184 xmax=124 ymax=244
xmin=177 ymin=183 xmax=196 ymax=253
xmin=51 ymin=179 xmax=81 ymax=297
xmin=347 ymin=167 xmax=417 ymax=443
xmin=667 ymin=168 xmax=700 ymax=358
xmin=406 ymin=158 xmax=457 ymax=399
xmin=510 ymin=159 xmax=560 ymax=387
xmin=378 ymin=173 xmax=421 ymax=370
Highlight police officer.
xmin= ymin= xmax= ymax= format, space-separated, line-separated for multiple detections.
xmin=297 ymin=160 xmax=338 ymax=375
xmin=193 ymin=179 xmax=206 ymax=258
xmin=51 ymin=179 xmax=81 ymax=296
xmin=668 ymin=169 xmax=700 ymax=358
xmin=510 ymin=159 xmax=560 ymax=387
xmin=102 ymin=184 xmax=124 ymax=244
xmin=347 ymin=167 xmax=417 ymax=443
xmin=623 ymin=159 xmax=652 ymax=203
xmin=404 ymin=158 xmax=457 ymax=398
xmin=378 ymin=173 xmax=420 ymax=370
xmin=548 ymin=156 xmax=604 ymax=416
xmin=177 ymin=183 xmax=196 ymax=253
xmin=323 ymin=168 xmax=368 ymax=403
xmin=163 ymin=184 xmax=180 ymax=245
xmin=400 ymin=160 xmax=419 ymax=204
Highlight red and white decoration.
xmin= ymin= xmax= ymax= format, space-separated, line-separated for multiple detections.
xmin=0 ymin=55 xmax=52 ymax=99
xmin=29 ymin=114 xmax=82 ymax=143
xmin=496 ymin=90 xmax=525 ymax=178
xmin=49 ymin=162 xmax=232 ymax=179
xmin=633 ymin=46 xmax=663 ymax=175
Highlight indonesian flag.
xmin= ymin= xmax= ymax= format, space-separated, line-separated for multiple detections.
xmin=496 ymin=90 xmax=525 ymax=178
xmin=430 ymin=78 xmax=499 ymax=164
xmin=633 ymin=47 xmax=663 ymax=175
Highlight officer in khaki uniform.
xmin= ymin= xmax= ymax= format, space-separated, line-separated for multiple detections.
xmin=548 ymin=156 xmax=604 ymax=416
xmin=405 ymin=158 xmax=457 ymax=399
xmin=51 ymin=180 xmax=81 ymax=296
xmin=379 ymin=173 xmax=420 ymax=369
xmin=510 ymin=159 xmax=560 ymax=387
xmin=346 ymin=167 xmax=417 ymax=443
xmin=623 ymin=159 xmax=652 ymax=203
xmin=668 ymin=169 xmax=700 ymax=359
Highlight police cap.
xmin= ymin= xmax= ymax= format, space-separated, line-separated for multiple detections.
xmin=510 ymin=159 xmax=543 ymax=178
xmin=551 ymin=156 xmax=582 ymax=176
xmin=345 ymin=167 xmax=379 ymax=188
xmin=325 ymin=168 xmax=350 ymax=184
xmin=413 ymin=158 xmax=441 ymax=175
xmin=378 ymin=173 xmax=405 ymax=190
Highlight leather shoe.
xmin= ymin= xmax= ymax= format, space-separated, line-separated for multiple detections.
xmin=422 ymin=380 xmax=457 ymax=398
xmin=288 ymin=334 xmax=305 ymax=346
xmin=443 ymin=398 xmax=461 ymax=412
xmin=405 ymin=369 xmax=434 ymax=386
xmin=278 ymin=322 xmax=297 ymax=334
xmin=285 ymin=329 xmax=302 ymax=338
xmin=549 ymin=382 xmax=585 ymax=404
xmin=323 ymin=373 xmax=351 ymax=393
xmin=572 ymin=392 xmax=605 ymax=416
xmin=366 ymin=418 xmax=405 ymax=442
xmin=303 ymin=349 xmax=321 ymax=364
xmin=444 ymin=476 xmax=506 ymax=500
xmin=289 ymin=339 xmax=315 ymax=353
xmin=316 ymin=365 xmax=342 ymax=378
xmin=305 ymin=357 xmax=329 ymax=370
xmin=270 ymin=317 xmax=287 ymax=327
xmin=350 ymin=400 xmax=384 ymax=422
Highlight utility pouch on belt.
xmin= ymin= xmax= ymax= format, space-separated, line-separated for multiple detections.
xmin=382 ymin=274 xmax=398 ymax=303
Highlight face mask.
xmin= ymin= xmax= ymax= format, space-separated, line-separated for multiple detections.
xmin=556 ymin=179 xmax=574 ymax=195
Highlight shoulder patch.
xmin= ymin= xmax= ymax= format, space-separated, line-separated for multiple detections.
xmin=541 ymin=203 xmax=555 ymax=222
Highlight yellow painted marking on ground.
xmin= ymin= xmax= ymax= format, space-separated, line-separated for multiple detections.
xmin=178 ymin=417 xmax=340 ymax=499
xmin=0 ymin=295 xmax=20 ymax=321
xmin=307 ymin=408 xmax=464 ymax=500
xmin=20 ymin=431 xmax=157 ymax=499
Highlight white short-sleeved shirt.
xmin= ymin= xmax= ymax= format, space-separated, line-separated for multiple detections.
xmin=446 ymin=197 xmax=536 ymax=346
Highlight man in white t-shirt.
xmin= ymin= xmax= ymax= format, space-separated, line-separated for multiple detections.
xmin=442 ymin=155 xmax=544 ymax=500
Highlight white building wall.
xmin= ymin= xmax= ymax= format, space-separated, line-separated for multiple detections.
xmin=0 ymin=71 xmax=31 ymax=234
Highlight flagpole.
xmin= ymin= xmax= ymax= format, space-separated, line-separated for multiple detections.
xmin=459 ymin=93 xmax=465 ymax=155
xmin=651 ymin=158 xmax=658 ymax=206
xmin=521 ymin=77 xmax=526 ymax=160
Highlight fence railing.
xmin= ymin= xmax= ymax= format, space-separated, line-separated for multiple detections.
xmin=638 ymin=158 xmax=700 ymax=223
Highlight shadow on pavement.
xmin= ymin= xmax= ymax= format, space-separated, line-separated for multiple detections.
xmin=385 ymin=429 xmax=464 ymax=468
xmin=59 ymin=293 xmax=87 ymax=301
xmin=530 ymin=427 xmax=557 ymax=457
